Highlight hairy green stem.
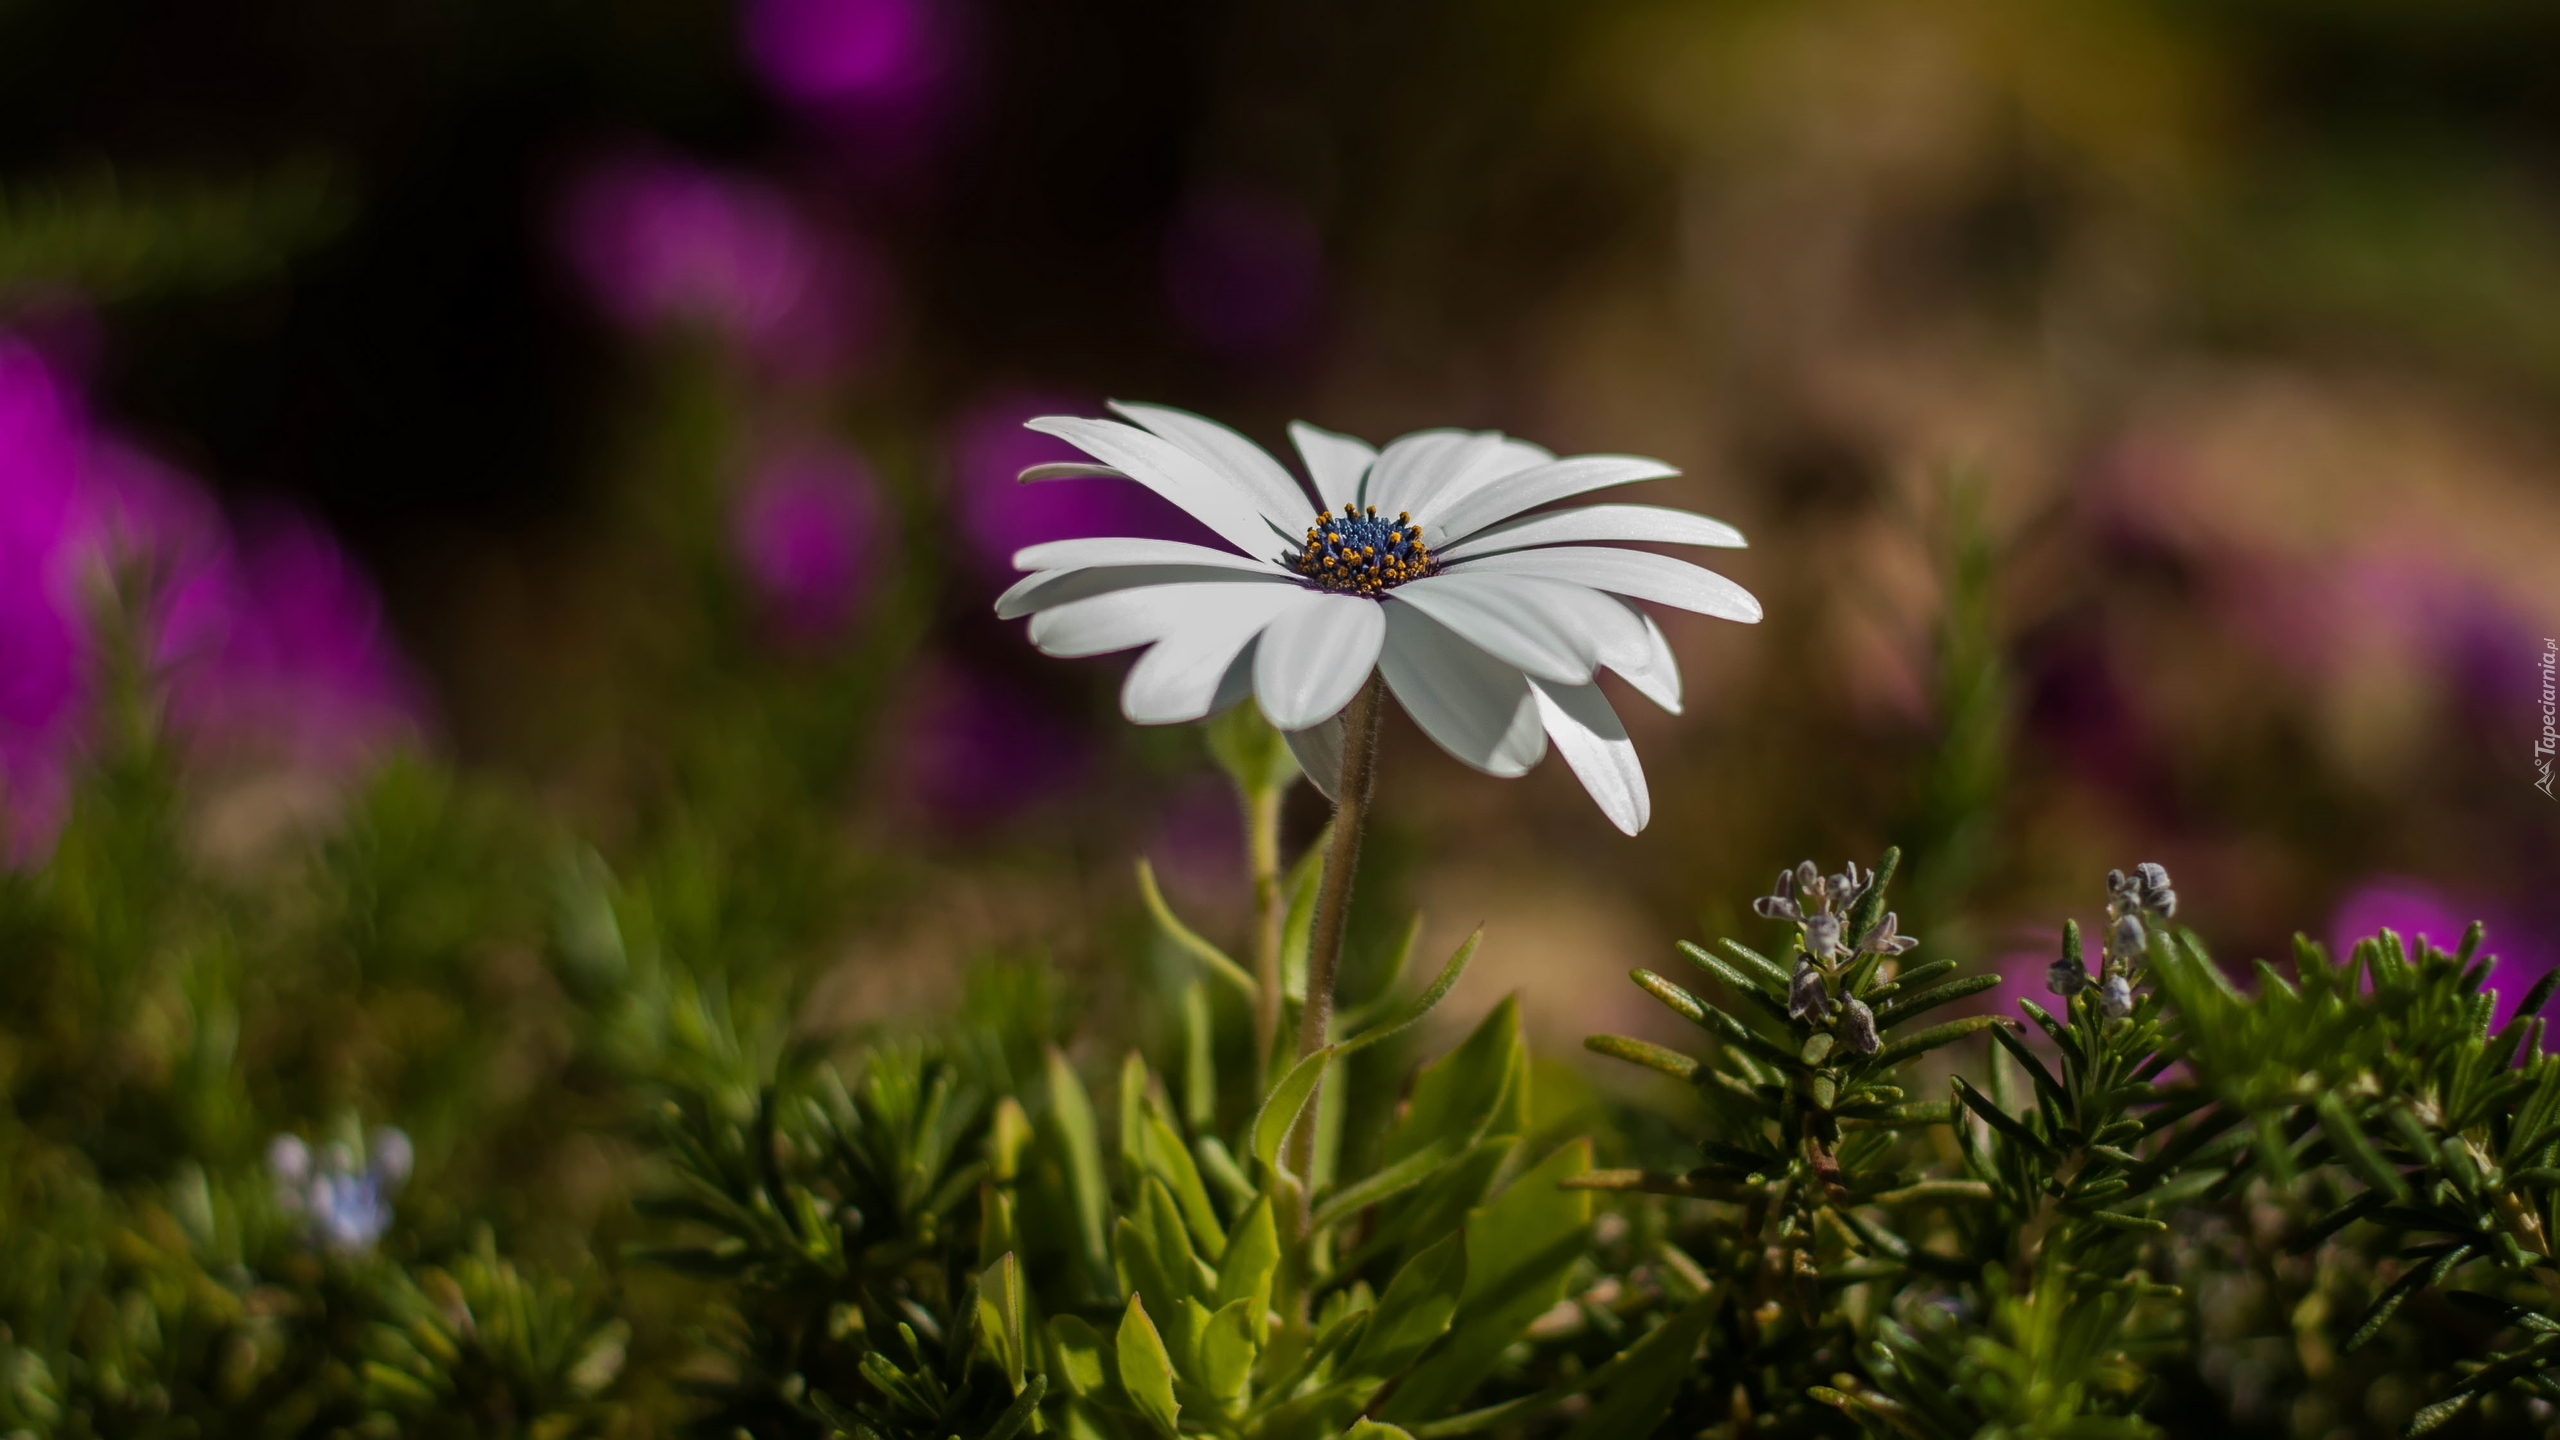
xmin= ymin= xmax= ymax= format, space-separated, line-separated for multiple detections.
xmin=1285 ymin=672 xmax=1386 ymax=1196
xmin=1297 ymin=672 xmax=1385 ymax=1063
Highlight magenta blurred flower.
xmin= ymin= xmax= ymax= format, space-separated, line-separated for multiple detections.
xmin=556 ymin=152 xmax=888 ymax=374
xmin=0 ymin=340 xmax=85 ymax=860
xmin=169 ymin=506 xmax=426 ymax=769
xmin=744 ymin=0 xmax=948 ymax=110
xmin=741 ymin=0 xmax=966 ymax=176
xmin=733 ymin=442 xmax=884 ymax=639
xmin=0 ymin=336 xmax=424 ymax=864
xmin=2333 ymin=877 xmax=2557 ymax=1040
xmin=947 ymin=390 xmax=1221 ymax=582
xmin=1163 ymin=185 xmax=1323 ymax=358
xmin=893 ymin=660 xmax=1087 ymax=827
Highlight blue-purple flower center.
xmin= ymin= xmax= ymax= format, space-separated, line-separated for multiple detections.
xmin=1289 ymin=505 xmax=1434 ymax=595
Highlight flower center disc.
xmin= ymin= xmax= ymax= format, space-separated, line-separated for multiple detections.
xmin=1290 ymin=506 xmax=1434 ymax=595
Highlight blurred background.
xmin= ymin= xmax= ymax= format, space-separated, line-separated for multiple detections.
xmin=4 ymin=0 xmax=2558 ymax=1352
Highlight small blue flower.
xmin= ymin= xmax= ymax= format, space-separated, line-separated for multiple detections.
xmin=269 ymin=1126 xmax=411 ymax=1255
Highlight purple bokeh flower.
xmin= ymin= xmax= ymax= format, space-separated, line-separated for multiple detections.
xmin=1163 ymin=185 xmax=1323 ymax=358
xmin=745 ymin=0 xmax=947 ymax=110
xmin=556 ymin=152 xmax=889 ymax=375
xmin=0 ymin=335 xmax=424 ymax=864
xmin=0 ymin=341 xmax=86 ymax=859
xmin=893 ymin=660 xmax=1087 ymax=827
xmin=170 ymin=505 xmax=426 ymax=769
xmin=2333 ymin=877 xmax=2557 ymax=1041
xmin=733 ymin=442 xmax=885 ymax=640
xmin=741 ymin=0 xmax=967 ymax=174
xmin=947 ymin=390 xmax=1222 ymax=584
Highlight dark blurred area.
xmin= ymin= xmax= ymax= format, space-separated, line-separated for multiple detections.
xmin=4 ymin=0 xmax=2559 ymax=1116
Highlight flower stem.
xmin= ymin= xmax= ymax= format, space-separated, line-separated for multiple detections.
xmin=1284 ymin=671 xmax=1385 ymax=1204
xmin=1297 ymin=671 xmax=1385 ymax=1062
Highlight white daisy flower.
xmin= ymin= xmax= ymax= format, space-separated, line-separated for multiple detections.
xmin=993 ymin=402 xmax=1759 ymax=834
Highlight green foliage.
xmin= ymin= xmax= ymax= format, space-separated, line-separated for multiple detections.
xmin=0 ymin=159 xmax=353 ymax=302
xmin=13 ymin=607 xmax=2560 ymax=1440
xmin=632 ymin=1046 xmax=1042 ymax=1439
xmin=1579 ymin=850 xmax=2560 ymax=1438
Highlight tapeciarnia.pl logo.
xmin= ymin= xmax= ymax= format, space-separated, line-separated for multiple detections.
xmin=2538 ymin=637 xmax=2557 ymax=800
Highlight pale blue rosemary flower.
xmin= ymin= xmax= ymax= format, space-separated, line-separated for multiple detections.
xmin=269 ymin=1127 xmax=412 ymax=1255
xmin=1757 ymin=858 xmax=1916 ymax=1054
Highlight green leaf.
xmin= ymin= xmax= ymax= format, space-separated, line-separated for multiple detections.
xmin=1844 ymin=845 xmax=1900 ymax=945
xmin=1873 ymin=974 xmax=2003 ymax=1028
xmin=1049 ymin=1314 xmax=1109 ymax=1396
xmin=1675 ymin=941 xmax=1780 ymax=1005
xmin=1989 ymin=1022 xmax=2069 ymax=1113
xmin=1954 ymin=1076 xmax=2051 ymax=1156
xmin=1196 ymin=1296 xmax=1258 ymax=1402
xmin=1117 ymin=1295 xmax=1184 ymax=1438
xmin=1312 ymin=1140 xmax=1462 ymax=1232
xmin=2288 ymin=1191 xmax=2387 ymax=1254
xmin=1216 ymin=1192 xmax=1281 ymax=1344
xmin=1254 ymin=1047 xmax=1336 ymax=1173
xmin=1381 ymin=1139 xmax=1595 ymax=1424
xmin=1136 ymin=1102 xmax=1228 ymax=1261
xmin=1345 ymin=1137 xmax=1518 ymax=1273
xmin=1339 ymin=929 xmax=1484 ymax=1058
xmin=1583 ymin=1033 xmax=1699 ymax=1083
xmin=2316 ymin=1092 xmax=2410 ymax=1202
xmin=1560 ymin=1294 xmax=1716 ymax=1440
xmin=978 ymin=1252 xmax=1026 ymax=1393
xmin=1118 ymin=1178 xmax=1204 ymax=1316
xmin=2347 ymin=1244 xmax=2475 ymax=1353
xmin=1195 ymin=1133 xmax=1257 ymax=1210
xmin=1871 ymin=1015 xmax=2010 ymax=1070
xmin=1138 ymin=857 xmax=1258 ymax=997
xmin=1342 ymin=1424 xmax=1418 ymax=1440
xmin=984 ymin=1374 xmax=1049 ymax=1440
xmin=1279 ymin=827 xmax=1330 ymax=1003
xmin=1629 ymin=969 xmax=1711 ymax=1027
xmin=1044 ymin=1046 xmax=1114 ymax=1292
xmin=1183 ymin=979 xmax=1217 ymax=1131
xmin=1381 ymin=994 xmax=1529 ymax=1170
xmin=1345 ymin=1231 xmax=1467 ymax=1377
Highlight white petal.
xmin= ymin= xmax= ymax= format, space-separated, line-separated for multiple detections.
xmin=1414 ymin=433 xmax=1557 ymax=518
xmin=1254 ymin=592 xmax=1387 ymax=730
xmin=1436 ymin=503 xmax=1747 ymax=561
xmin=1110 ymin=401 xmax=1313 ymax=529
xmin=1444 ymin=546 xmax=1761 ymax=622
xmin=1209 ymin=639 xmax=1259 ymax=714
xmin=1120 ymin=589 xmax=1305 ymax=724
xmin=1029 ymin=581 xmax=1265 ymax=657
xmin=1384 ymin=430 xmax=1523 ymax=521
xmin=995 ymin=565 xmax=1294 ymax=620
xmin=1283 ymin=715 xmax=1344 ymax=800
xmin=1289 ymin=421 xmax=1376 ymax=512
xmin=1610 ymin=602 xmax=1683 ymax=714
xmin=1428 ymin=456 xmax=1680 ymax=546
xmin=1359 ymin=429 xmax=1474 ymax=516
xmin=1025 ymin=416 xmax=1288 ymax=558
xmin=1529 ymin=678 xmax=1650 ymax=835
xmin=1385 ymin=573 xmax=1605 ymax=684
xmin=1018 ymin=462 xmax=1128 ymax=481
xmin=1378 ymin=601 xmax=1545 ymax=776
xmin=1011 ymin=537 xmax=1284 ymax=575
